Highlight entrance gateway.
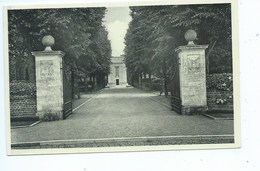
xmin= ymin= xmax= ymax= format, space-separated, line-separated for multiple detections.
xmin=107 ymin=55 xmax=127 ymax=87
xmin=31 ymin=30 xmax=208 ymax=120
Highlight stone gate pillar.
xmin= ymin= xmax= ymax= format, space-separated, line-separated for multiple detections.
xmin=175 ymin=30 xmax=208 ymax=115
xmin=32 ymin=35 xmax=65 ymax=120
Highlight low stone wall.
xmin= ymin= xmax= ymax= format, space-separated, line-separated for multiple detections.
xmin=10 ymin=95 xmax=37 ymax=117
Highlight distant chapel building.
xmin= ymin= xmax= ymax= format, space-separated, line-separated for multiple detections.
xmin=108 ymin=55 xmax=127 ymax=87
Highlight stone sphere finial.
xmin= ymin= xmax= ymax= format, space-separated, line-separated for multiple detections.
xmin=42 ymin=35 xmax=55 ymax=51
xmin=184 ymin=29 xmax=197 ymax=45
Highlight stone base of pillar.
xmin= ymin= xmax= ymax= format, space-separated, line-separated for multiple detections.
xmin=181 ymin=105 xmax=208 ymax=115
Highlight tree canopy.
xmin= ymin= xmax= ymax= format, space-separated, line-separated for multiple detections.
xmin=124 ymin=4 xmax=232 ymax=94
xmin=8 ymin=8 xmax=111 ymax=83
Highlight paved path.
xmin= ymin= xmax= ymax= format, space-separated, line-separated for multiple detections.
xmin=11 ymin=87 xmax=234 ymax=147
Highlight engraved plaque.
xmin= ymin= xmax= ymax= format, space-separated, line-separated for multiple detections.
xmin=187 ymin=54 xmax=201 ymax=73
xmin=181 ymin=53 xmax=206 ymax=106
xmin=39 ymin=61 xmax=54 ymax=78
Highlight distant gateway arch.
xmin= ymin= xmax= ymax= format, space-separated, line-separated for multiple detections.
xmin=107 ymin=55 xmax=128 ymax=87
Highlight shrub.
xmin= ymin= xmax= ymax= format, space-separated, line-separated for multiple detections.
xmin=10 ymin=80 xmax=36 ymax=97
xmin=207 ymin=73 xmax=233 ymax=91
xmin=213 ymin=93 xmax=233 ymax=105
xmin=207 ymin=73 xmax=233 ymax=107
xmin=42 ymin=111 xmax=60 ymax=122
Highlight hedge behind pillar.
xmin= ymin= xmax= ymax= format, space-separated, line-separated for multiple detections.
xmin=175 ymin=30 xmax=208 ymax=115
xmin=32 ymin=35 xmax=65 ymax=120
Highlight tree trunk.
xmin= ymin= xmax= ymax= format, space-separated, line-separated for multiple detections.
xmin=131 ymin=73 xmax=134 ymax=85
xmin=71 ymin=67 xmax=75 ymax=99
xmin=162 ymin=59 xmax=168 ymax=97
xmin=149 ymin=73 xmax=152 ymax=89
xmin=139 ymin=72 xmax=142 ymax=86
xmin=90 ymin=74 xmax=93 ymax=82
xmin=27 ymin=37 xmax=36 ymax=82
xmin=94 ymin=75 xmax=97 ymax=91
xmin=206 ymin=40 xmax=217 ymax=74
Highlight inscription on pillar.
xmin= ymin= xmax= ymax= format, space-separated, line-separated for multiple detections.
xmin=181 ymin=53 xmax=206 ymax=106
xmin=39 ymin=61 xmax=54 ymax=78
xmin=187 ymin=54 xmax=201 ymax=73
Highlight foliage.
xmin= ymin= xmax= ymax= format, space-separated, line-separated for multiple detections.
xmin=124 ymin=4 xmax=232 ymax=94
xmin=207 ymin=90 xmax=233 ymax=106
xmin=42 ymin=110 xmax=60 ymax=122
xmin=206 ymin=73 xmax=233 ymax=91
xmin=8 ymin=8 xmax=112 ymax=84
xmin=207 ymin=73 xmax=233 ymax=106
xmin=10 ymin=80 xmax=36 ymax=97
xmin=216 ymin=98 xmax=227 ymax=105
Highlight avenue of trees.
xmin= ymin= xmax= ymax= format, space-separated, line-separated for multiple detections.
xmin=124 ymin=4 xmax=232 ymax=95
xmin=8 ymin=8 xmax=111 ymax=88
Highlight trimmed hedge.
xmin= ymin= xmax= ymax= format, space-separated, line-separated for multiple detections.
xmin=207 ymin=73 xmax=233 ymax=91
xmin=10 ymin=80 xmax=36 ymax=98
xmin=10 ymin=81 xmax=37 ymax=117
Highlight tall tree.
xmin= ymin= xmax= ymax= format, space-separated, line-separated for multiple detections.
xmin=8 ymin=8 xmax=112 ymax=86
xmin=124 ymin=4 xmax=232 ymax=95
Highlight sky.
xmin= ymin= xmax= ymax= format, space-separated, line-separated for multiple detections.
xmin=104 ymin=7 xmax=132 ymax=57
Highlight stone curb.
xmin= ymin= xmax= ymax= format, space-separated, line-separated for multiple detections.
xmin=11 ymin=135 xmax=234 ymax=149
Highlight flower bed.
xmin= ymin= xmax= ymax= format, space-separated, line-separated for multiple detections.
xmin=206 ymin=73 xmax=233 ymax=112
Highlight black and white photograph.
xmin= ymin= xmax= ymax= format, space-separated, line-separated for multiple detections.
xmin=4 ymin=0 xmax=239 ymax=155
